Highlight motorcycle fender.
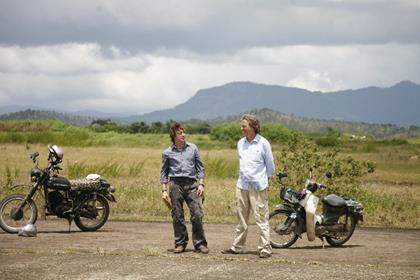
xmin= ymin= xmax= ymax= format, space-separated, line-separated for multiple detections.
xmin=105 ymin=193 xmax=116 ymax=202
xmin=273 ymin=204 xmax=293 ymax=212
xmin=304 ymin=194 xmax=319 ymax=241
xmin=11 ymin=183 xmax=33 ymax=190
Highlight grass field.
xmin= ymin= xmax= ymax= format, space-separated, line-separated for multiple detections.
xmin=0 ymin=140 xmax=419 ymax=228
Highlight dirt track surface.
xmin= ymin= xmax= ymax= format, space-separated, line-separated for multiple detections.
xmin=0 ymin=220 xmax=419 ymax=280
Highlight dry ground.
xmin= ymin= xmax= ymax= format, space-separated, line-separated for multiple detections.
xmin=0 ymin=220 xmax=419 ymax=280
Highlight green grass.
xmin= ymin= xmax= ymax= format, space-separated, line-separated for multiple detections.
xmin=0 ymin=135 xmax=419 ymax=228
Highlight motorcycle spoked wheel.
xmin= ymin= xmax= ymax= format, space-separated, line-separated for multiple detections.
xmin=74 ymin=194 xmax=109 ymax=232
xmin=0 ymin=194 xmax=38 ymax=233
xmin=325 ymin=213 xmax=356 ymax=247
xmin=269 ymin=210 xmax=299 ymax=248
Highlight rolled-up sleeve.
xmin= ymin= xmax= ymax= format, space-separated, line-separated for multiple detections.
xmin=160 ymin=152 xmax=170 ymax=184
xmin=194 ymin=146 xmax=205 ymax=179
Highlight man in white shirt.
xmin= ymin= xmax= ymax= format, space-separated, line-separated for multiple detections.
xmin=222 ymin=114 xmax=275 ymax=258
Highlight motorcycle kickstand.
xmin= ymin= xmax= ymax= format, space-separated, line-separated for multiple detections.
xmin=66 ymin=215 xmax=75 ymax=232
xmin=320 ymin=237 xmax=325 ymax=249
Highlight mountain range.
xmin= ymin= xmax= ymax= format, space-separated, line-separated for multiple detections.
xmin=126 ymin=80 xmax=419 ymax=127
xmin=1 ymin=81 xmax=419 ymax=127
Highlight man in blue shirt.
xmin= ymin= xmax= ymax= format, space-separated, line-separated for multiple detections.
xmin=222 ymin=114 xmax=275 ymax=258
xmin=160 ymin=122 xmax=209 ymax=254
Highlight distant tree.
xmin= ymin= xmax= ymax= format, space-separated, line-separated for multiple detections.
xmin=150 ymin=122 xmax=164 ymax=133
xmin=210 ymin=122 xmax=242 ymax=142
xmin=128 ymin=122 xmax=149 ymax=133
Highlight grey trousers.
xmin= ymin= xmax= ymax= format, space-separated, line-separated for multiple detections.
xmin=169 ymin=181 xmax=207 ymax=249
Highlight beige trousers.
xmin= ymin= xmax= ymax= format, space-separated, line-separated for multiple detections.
xmin=231 ymin=187 xmax=272 ymax=254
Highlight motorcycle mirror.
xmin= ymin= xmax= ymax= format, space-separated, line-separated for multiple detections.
xmin=30 ymin=152 xmax=39 ymax=162
xmin=325 ymin=171 xmax=332 ymax=179
xmin=277 ymin=172 xmax=288 ymax=179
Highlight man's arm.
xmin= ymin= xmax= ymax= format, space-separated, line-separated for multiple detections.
xmin=263 ymin=140 xmax=276 ymax=178
xmin=160 ymin=152 xmax=170 ymax=194
xmin=194 ymin=146 xmax=205 ymax=196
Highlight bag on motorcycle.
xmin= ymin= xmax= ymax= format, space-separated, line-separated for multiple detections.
xmin=322 ymin=204 xmax=346 ymax=225
xmin=70 ymin=179 xmax=101 ymax=191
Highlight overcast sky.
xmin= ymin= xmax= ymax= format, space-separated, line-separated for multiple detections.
xmin=1 ymin=0 xmax=419 ymax=115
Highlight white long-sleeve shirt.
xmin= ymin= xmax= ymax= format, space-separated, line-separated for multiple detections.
xmin=236 ymin=134 xmax=275 ymax=191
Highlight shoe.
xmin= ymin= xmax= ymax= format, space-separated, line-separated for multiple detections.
xmin=259 ymin=251 xmax=271 ymax=258
xmin=174 ymin=245 xmax=185 ymax=253
xmin=196 ymin=245 xmax=209 ymax=254
xmin=221 ymin=248 xmax=240 ymax=255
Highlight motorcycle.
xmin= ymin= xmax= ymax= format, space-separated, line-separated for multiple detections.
xmin=269 ymin=169 xmax=363 ymax=248
xmin=0 ymin=145 xmax=116 ymax=233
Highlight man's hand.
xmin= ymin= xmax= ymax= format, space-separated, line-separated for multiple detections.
xmin=197 ymin=184 xmax=204 ymax=197
xmin=162 ymin=190 xmax=169 ymax=200
xmin=161 ymin=190 xmax=171 ymax=209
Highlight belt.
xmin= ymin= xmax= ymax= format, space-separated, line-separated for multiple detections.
xmin=170 ymin=177 xmax=197 ymax=184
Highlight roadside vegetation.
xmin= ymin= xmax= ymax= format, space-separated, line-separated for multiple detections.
xmin=0 ymin=119 xmax=419 ymax=228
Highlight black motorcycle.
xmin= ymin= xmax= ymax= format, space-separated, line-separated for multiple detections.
xmin=0 ymin=145 xmax=116 ymax=233
xmin=269 ymin=170 xmax=363 ymax=248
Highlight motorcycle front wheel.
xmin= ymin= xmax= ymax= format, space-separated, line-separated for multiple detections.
xmin=269 ymin=210 xmax=299 ymax=248
xmin=325 ymin=213 xmax=356 ymax=247
xmin=0 ymin=194 xmax=38 ymax=233
xmin=74 ymin=194 xmax=109 ymax=232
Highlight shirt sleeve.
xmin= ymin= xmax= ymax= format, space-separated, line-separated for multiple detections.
xmin=160 ymin=151 xmax=170 ymax=184
xmin=263 ymin=139 xmax=276 ymax=178
xmin=194 ymin=146 xmax=205 ymax=179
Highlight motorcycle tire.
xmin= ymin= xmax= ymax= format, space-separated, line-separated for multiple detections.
xmin=74 ymin=194 xmax=109 ymax=232
xmin=0 ymin=194 xmax=38 ymax=233
xmin=269 ymin=210 xmax=299 ymax=248
xmin=325 ymin=213 xmax=356 ymax=247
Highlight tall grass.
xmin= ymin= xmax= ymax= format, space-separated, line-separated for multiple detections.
xmin=203 ymin=154 xmax=238 ymax=178
xmin=0 ymin=143 xmax=419 ymax=228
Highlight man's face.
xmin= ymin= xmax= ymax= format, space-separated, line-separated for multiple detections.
xmin=240 ymin=119 xmax=254 ymax=138
xmin=175 ymin=128 xmax=186 ymax=144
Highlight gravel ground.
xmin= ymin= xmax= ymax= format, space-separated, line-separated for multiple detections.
xmin=0 ymin=220 xmax=419 ymax=280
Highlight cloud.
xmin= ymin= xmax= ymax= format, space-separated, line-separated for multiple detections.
xmin=1 ymin=43 xmax=419 ymax=114
xmin=0 ymin=1 xmax=419 ymax=114
xmin=1 ymin=1 xmax=419 ymax=52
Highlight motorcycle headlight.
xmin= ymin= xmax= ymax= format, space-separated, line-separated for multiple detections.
xmin=109 ymin=185 xmax=116 ymax=193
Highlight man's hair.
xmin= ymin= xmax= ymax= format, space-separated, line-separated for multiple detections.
xmin=241 ymin=114 xmax=260 ymax=134
xmin=169 ymin=122 xmax=186 ymax=144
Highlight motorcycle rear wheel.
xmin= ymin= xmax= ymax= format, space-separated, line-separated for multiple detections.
xmin=269 ymin=210 xmax=299 ymax=248
xmin=325 ymin=213 xmax=356 ymax=247
xmin=0 ymin=194 xmax=38 ymax=233
xmin=74 ymin=194 xmax=109 ymax=232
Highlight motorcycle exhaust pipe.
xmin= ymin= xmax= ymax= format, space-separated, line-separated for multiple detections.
xmin=316 ymin=224 xmax=345 ymax=235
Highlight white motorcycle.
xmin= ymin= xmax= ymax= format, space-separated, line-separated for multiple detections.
xmin=269 ymin=170 xmax=364 ymax=248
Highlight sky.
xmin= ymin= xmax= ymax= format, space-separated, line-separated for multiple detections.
xmin=1 ymin=0 xmax=419 ymax=115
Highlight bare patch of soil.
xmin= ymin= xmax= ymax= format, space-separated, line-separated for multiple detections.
xmin=1 ymin=220 xmax=419 ymax=279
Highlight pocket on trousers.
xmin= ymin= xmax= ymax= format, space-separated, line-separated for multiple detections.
xmin=256 ymin=203 xmax=267 ymax=218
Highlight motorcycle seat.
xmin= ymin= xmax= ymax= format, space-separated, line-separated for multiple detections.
xmin=323 ymin=194 xmax=346 ymax=208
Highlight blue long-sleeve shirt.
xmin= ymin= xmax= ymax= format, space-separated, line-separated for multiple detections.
xmin=236 ymin=134 xmax=275 ymax=191
xmin=160 ymin=142 xmax=205 ymax=184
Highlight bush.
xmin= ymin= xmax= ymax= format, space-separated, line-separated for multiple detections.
xmin=260 ymin=123 xmax=296 ymax=143
xmin=273 ymin=136 xmax=375 ymax=201
xmin=210 ymin=122 xmax=242 ymax=143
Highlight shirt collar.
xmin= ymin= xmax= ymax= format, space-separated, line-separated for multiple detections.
xmin=171 ymin=142 xmax=190 ymax=150
xmin=246 ymin=134 xmax=261 ymax=144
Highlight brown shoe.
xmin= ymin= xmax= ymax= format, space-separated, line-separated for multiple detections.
xmin=174 ymin=245 xmax=185 ymax=254
xmin=196 ymin=245 xmax=209 ymax=254
xmin=221 ymin=248 xmax=240 ymax=255
xmin=259 ymin=251 xmax=271 ymax=258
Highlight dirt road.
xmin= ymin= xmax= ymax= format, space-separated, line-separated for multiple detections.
xmin=0 ymin=220 xmax=419 ymax=280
